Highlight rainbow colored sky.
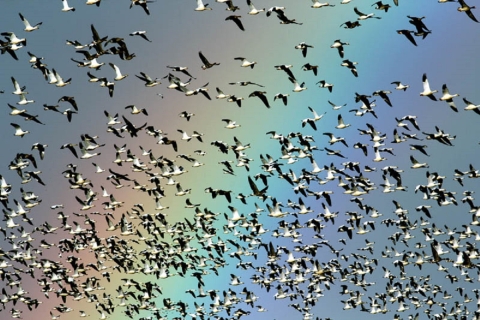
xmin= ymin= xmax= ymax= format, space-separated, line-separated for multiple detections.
xmin=1 ymin=1 xmax=480 ymax=319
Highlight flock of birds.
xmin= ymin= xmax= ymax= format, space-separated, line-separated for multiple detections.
xmin=1 ymin=1 xmax=480 ymax=320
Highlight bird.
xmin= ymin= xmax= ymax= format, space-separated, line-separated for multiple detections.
xmin=246 ymin=0 xmax=265 ymax=14
xmin=195 ymin=0 xmax=212 ymax=11
xmin=11 ymin=123 xmax=29 ymax=137
xmin=289 ymin=77 xmax=307 ymax=92
xmin=353 ymin=7 xmax=381 ymax=20
xmin=129 ymin=31 xmax=152 ymax=42
xmin=136 ymin=72 xmax=161 ymax=87
xmin=52 ymin=69 xmax=71 ymax=87
xmin=458 ymin=0 xmax=478 ymax=23
xmin=225 ymin=15 xmax=245 ymax=31
xmin=199 ymin=51 xmax=220 ymax=70
xmin=330 ymin=39 xmax=349 ymax=58
xmin=372 ymin=1 xmax=391 ymax=12
xmin=439 ymin=84 xmax=459 ymax=112
xmin=109 ymin=63 xmax=128 ymax=81
xmin=18 ymin=13 xmax=42 ymax=32
xmin=61 ymin=0 xmax=76 ymax=11
xmin=317 ymin=80 xmax=334 ymax=92
xmin=311 ymin=0 xmax=335 ymax=8
xmin=463 ymin=97 xmax=480 ymax=115
xmin=234 ymin=57 xmax=256 ymax=68
xmin=397 ymin=29 xmax=417 ymax=46
xmin=340 ymin=21 xmax=361 ymax=29
xmin=9 ymin=76 xmax=26 ymax=95
xmin=248 ymin=91 xmax=270 ymax=108
xmin=336 ymin=114 xmax=351 ymax=129
xmin=125 ymin=105 xmax=148 ymax=115
xmin=222 ymin=119 xmax=241 ymax=129
xmin=420 ymin=73 xmax=438 ymax=101
xmin=302 ymin=63 xmax=318 ymax=76
xmin=58 ymin=96 xmax=78 ymax=111
xmin=391 ymin=81 xmax=409 ymax=91
xmin=295 ymin=42 xmax=314 ymax=57
xmin=341 ymin=60 xmax=358 ymax=77
xmin=274 ymin=93 xmax=289 ymax=106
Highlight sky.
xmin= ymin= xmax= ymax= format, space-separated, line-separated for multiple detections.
xmin=1 ymin=0 xmax=480 ymax=319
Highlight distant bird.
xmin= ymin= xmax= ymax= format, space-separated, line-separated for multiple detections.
xmin=397 ymin=30 xmax=417 ymax=46
xmin=61 ymin=0 xmax=75 ymax=11
xmin=317 ymin=80 xmax=334 ymax=92
xmin=458 ymin=0 xmax=478 ymax=23
xmin=289 ymin=77 xmax=307 ymax=92
xmin=11 ymin=77 xmax=27 ymax=95
xmin=274 ymin=64 xmax=296 ymax=79
xmin=125 ymin=105 xmax=148 ymax=115
xmin=225 ymin=15 xmax=245 ymax=31
xmin=11 ymin=123 xmax=29 ymax=137
xmin=19 ymin=13 xmax=42 ymax=32
xmin=274 ymin=93 xmax=289 ymax=106
xmin=199 ymin=51 xmax=220 ymax=70
xmin=130 ymin=0 xmax=152 ymax=15
xmin=354 ymin=7 xmax=380 ymax=20
xmin=340 ymin=21 xmax=361 ymax=29
xmin=439 ymin=84 xmax=459 ymax=112
xmin=295 ymin=42 xmax=314 ymax=57
xmin=311 ymin=1 xmax=335 ymax=8
xmin=58 ymin=96 xmax=78 ymax=111
xmin=195 ymin=0 xmax=212 ymax=11
xmin=341 ymin=60 xmax=358 ymax=77
xmin=302 ymin=63 xmax=318 ymax=76
xmin=372 ymin=1 xmax=391 ymax=12
xmin=391 ymin=81 xmax=409 ymax=91
xmin=167 ymin=66 xmax=196 ymax=79
xmin=234 ymin=57 xmax=256 ymax=68
xmin=246 ymin=0 xmax=265 ymax=14
xmin=420 ymin=73 xmax=438 ymax=101
xmin=136 ymin=72 xmax=161 ymax=87
xmin=330 ymin=39 xmax=349 ymax=58
xmin=129 ymin=31 xmax=152 ymax=42
xmin=52 ymin=69 xmax=71 ymax=87
xmin=249 ymin=91 xmax=270 ymax=108
xmin=109 ymin=63 xmax=128 ymax=81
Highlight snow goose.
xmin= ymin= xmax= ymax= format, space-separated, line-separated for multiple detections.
xmin=246 ymin=0 xmax=265 ymax=14
xmin=18 ymin=13 xmax=42 ymax=32
xmin=234 ymin=57 xmax=256 ymax=68
xmin=419 ymin=73 xmax=437 ymax=101
xmin=109 ymin=63 xmax=128 ymax=81
xmin=11 ymin=123 xmax=29 ymax=137
xmin=311 ymin=1 xmax=335 ymax=8
xmin=195 ymin=0 xmax=212 ymax=11
xmin=52 ymin=69 xmax=71 ymax=87
xmin=439 ymin=84 xmax=459 ymax=112
xmin=61 ymin=0 xmax=76 ymax=11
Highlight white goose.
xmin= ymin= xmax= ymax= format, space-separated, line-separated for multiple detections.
xmin=17 ymin=93 xmax=34 ymax=105
xmin=463 ymin=97 xmax=480 ymax=114
xmin=311 ymin=0 xmax=335 ymax=8
xmin=53 ymin=69 xmax=71 ymax=87
xmin=109 ymin=63 xmax=128 ymax=81
xmin=195 ymin=0 xmax=212 ymax=11
xmin=11 ymin=123 xmax=29 ymax=137
xmin=19 ymin=13 xmax=42 ymax=32
xmin=289 ymin=77 xmax=306 ymax=92
xmin=439 ymin=84 xmax=459 ymax=112
xmin=247 ymin=0 xmax=265 ymax=14
xmin=420 ymin=73 xmax=437 ymax=101
xmin=61 ymin=0 xmax=76 ymax=11
xmin=11 ymin=77 xmax=27 ymax=95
